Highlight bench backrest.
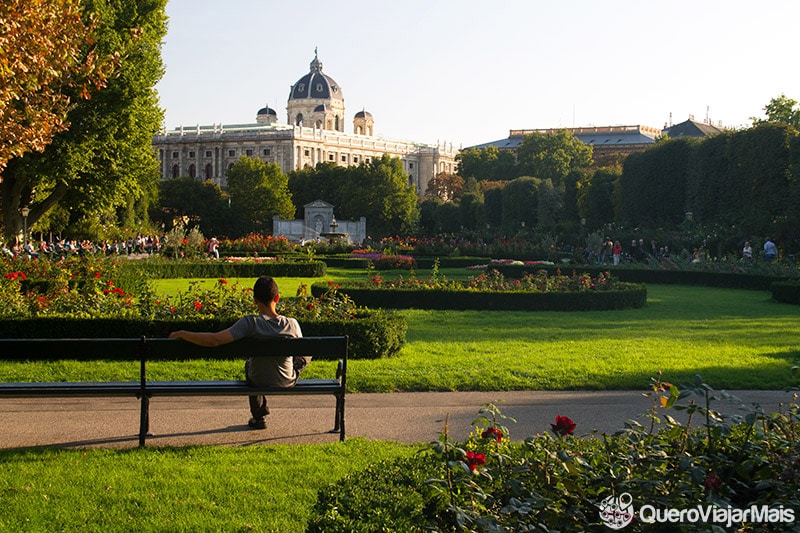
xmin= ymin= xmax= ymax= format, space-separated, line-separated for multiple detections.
xmin=0 ymin=336 xmax=349 ymax=362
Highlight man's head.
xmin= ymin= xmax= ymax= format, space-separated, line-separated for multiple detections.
xmin=253 ymin=276 xmax=280 ymax=305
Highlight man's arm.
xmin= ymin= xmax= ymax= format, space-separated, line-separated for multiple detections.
xmin=169 ymin=329 xmax=235 ymax=347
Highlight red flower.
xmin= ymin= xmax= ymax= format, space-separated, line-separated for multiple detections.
xmin=704 ymin=474 xmax=722 ymax=491
xmin=481 ymin=427 xmax=503 ymax=442
xmin=551 ymin=415 xmax=576 ymax=436
xmin=306 ymin=303 xmax=314 ymax=310
xmin=328 ymin=281 xmax=334 ymax=286
xmin=94 ymin=271 xmax=102 ymax=278
xmin=218 ymin=278 xmax=228 ymax=285
xmin=465 ymin=451 xmax=486 ymax=471
xmin=193 ymin=301 xmax=202 ymax=310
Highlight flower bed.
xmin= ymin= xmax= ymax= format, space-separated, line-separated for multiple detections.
xmin=0 ymin=258 xmax=403 ymax=359
xmin=308 ymin=377 xmax=800 ymax=531
xmin=312 ymin=270 xmax=646 ymax=311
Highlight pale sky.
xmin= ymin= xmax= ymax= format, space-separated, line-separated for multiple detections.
xmin=155 ymin=0 xmax=800 ymax=148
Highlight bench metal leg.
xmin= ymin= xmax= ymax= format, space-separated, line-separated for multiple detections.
xmin=138 ymin=395 xmax=150 ymax=447
xmin=332 ymin=393 xmax=345 ymax=441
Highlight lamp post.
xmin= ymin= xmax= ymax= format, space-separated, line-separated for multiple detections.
xmin=20 ymin=207 xmax=29 ymax=246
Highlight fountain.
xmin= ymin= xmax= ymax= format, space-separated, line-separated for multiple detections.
xmin=318 ymin=217 xmax=349 ymax=244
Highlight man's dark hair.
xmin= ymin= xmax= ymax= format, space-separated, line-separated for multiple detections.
xmin=253 ymin=276 xmax=279 ymax=304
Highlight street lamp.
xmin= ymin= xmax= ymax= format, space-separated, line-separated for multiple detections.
xmin=20 ymin=207 xmax=29 ymax=246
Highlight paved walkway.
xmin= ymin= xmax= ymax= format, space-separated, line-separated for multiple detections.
xmin=0 ymin=390 xmax=793 ymax=450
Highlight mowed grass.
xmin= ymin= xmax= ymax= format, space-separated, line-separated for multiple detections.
xmin=4 ymin=271 xmax=796 ymax=390
xmin=0 ymin=439 xmax=417 ymax=532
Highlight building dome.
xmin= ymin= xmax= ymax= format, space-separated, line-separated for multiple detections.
xmin=257 ymin=106 xmax=277 ymax=116
xmin=288 ymin=51 xmax=343 ymax=101
xmin=354 ymin=110 xmax=372 ymax=118
xmin=314 ymin=104 xmax=333 ymax=112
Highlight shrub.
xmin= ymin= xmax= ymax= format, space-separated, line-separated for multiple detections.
xmin=772 ymin=281 xmax=800 ymax=304
xmin=309 ymin=376 xmax=800 ymax=531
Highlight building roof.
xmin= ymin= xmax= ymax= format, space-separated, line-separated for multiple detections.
xmin=289 ymin=52 xmax=343 ymax=101
xmin=662 ymin=119 xmax=724 ymax=138
xmin=257 ymin=106 xmax=277 ymax=116
xmin=468 ymin=125 xmax=660 ymax=151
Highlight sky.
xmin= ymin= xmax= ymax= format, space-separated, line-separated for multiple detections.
xmin=155 ymin=0 xmax=800 ymax=149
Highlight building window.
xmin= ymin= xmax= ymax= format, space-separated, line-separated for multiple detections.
xmin=188 ymin=151 xmax=195 ymax=158
xmin=298 ymin=83 xmax=305 ymax=92
xmin=304 ymin=149 xmax=310 ymax=157
xmin=353 ymin=156 xmax=359 ymax=163
xmin=171 ymin=164 xmax=179 ymax=178
xmin=341 ymin=155 xmax=347 ymax=163
xmin=246 ymin=149 xmax=253 ymax=156
xmin=295 ymin=113 xmax=303 ymax=126
xmin=172 ymin=151 xmax=179 ymax=159
xmin=188 ymin=164 xmax=196 ymax=178
xmin=263 ymin=148 xmax=271 ymax=156
xmin=328 ymin=153 xmax=335 ymax=161
xmin=228 ymin=149 xmax=235 ymax=157
xmin=409 ymin=162 xmax=414 ymax=169
xmin=316 ymin=83 xmax=323 ymax=92
xmin=205 ymin=150 xmax=212 ymax=158
xmin=205 ymin=163 xmax=213 ymax=179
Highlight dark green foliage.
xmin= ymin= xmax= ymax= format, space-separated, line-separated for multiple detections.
xmin=620 ymin=138 xmax=695 ymax=226
xmin=771 ymin=281 xmax=800 ymax=304
xmin=307 ymin=455 xmax=447 ymax=532
xmin=124 ymin=259 xmax=326 ymax=278
xmin=0 ymin=310 xmax=406 ymax=360
xmin=151 ymin=177 xmax=232 ymax=236
xmin=311 ymin=282 xmax=646 ymax=311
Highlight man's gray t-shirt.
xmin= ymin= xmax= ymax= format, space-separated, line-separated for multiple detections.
xmin=228 ymin=314 xmax=303 ymax=388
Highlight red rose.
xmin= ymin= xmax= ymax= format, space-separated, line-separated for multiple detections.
xmin=551 ymin=415 xmax=576 ymax=436
xmin=481 ymin=427 xmax=503 ymax=442
xmin=465 ymin=451 xmax=486 ymax=471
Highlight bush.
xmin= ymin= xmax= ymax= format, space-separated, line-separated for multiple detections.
xmin=312 ymin=270 xmax=646 ymax=311
xmin=125 ymin=258 xmax=326 ymax=279
xmin=309 ymin=377 xmax=800 ymax=531
xmin=772 ymin=281 xmax=800 ymax=304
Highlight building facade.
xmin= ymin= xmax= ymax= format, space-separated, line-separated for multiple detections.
xmin=152 ymin=52 xmax=457 ymax=196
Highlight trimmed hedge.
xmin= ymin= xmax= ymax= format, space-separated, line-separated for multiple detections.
xmin=0 ymin=311 xmax=406 ymax=359
xmin=311 ymin=283 xmax=647 ymax=311
xmin=492 ymin=264 xmax=790 ymax=290
xmin=122 ymin=260 xmax=326 ymax=279
xmin=772 ymin=281 xmax=800 ymax=304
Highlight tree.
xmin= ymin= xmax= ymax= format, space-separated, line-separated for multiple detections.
xmin=752 ymin=94 xmax=800 ymax=130
xmin=0 ymin=0 xmax=119 ymax=172
xmin=288 ymin=162 xmax=349 ymax=218
xmin=501 ymin=176 xmax=541 ymax=229
xmin=1 ymin=0 xmax=167 ymax=241
xmin=516 ymin=130 xmax=593 ymax=185
xmin=226 ymin=157 xmax=295 ymax=236
xmin=151 ymin=177 xmax=232 ymax=236
xmin=456 ymin=145 xmax=517 ymax=181
xmin=423 ymin=172 xmax=464 ymax=201
xmin=577 ymin=168 xmax=619 ymax=229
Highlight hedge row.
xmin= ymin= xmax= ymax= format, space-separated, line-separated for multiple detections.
xmin=311 ymin=283 xmax=647 ymax=311
xmin=771 ymin=281 xmax=800 ymax=304
xmin=122 ymin=260 xmax=326 ymax=279
xmin=320 ymin=256 xmax=488 ymax=270
xmin=492 ymin=264 xmax=791 ymax=290
xmin=0 ymin=311 xmax=406 ymax=359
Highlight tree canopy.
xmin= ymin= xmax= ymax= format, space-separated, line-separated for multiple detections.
xmin=1 ymin=0 xmax=167 ymax=241
xmin=0 ymin=0 xmax=119 ymax=172
xmin=752 ymin=94 xmax=800 ymax=130
xmin=226 ymin=157 xmax=295 ymax=236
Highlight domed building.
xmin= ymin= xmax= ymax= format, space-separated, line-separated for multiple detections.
xmin=153 ymin=51 xmax=456 ymax=197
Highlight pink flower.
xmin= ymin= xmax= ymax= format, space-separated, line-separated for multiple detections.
xmin=551 ymin=415 xmax=576 ymax=436
xmin=465 ymin=451 xmax=486 ymax=471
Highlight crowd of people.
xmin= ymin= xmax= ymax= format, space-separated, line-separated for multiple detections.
xmin=2 ymin=234 xmax=163 ymax=260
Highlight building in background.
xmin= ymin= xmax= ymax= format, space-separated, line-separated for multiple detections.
xmin=152 ymin=51 xmax=457 ymax=196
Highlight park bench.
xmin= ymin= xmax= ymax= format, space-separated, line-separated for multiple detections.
xmin=0 ymin=336 xmax=348 ymax=446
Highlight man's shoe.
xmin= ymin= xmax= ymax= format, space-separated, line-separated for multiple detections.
xmin=248 ymin=417 xmax=266 ymax=430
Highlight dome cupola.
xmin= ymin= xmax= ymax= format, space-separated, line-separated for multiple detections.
xmin=287 ymin=49 xmax=345 ymax=131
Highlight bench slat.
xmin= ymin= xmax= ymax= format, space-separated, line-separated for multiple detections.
xmin=0 ymin=382 xmax=142 ymax=397
xmin=144 ymin=379 xmax=342 ymax=396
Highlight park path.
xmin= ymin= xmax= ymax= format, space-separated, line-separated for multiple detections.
xmin=0 ymin=390 xmax=792 ymax=450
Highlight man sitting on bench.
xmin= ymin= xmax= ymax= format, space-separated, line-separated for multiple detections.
xmin=169 ymin=276 xmax=308 ymax=430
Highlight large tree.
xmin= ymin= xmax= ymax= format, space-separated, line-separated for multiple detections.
xmin=0 ymin=0 xmax=118 ymax=172
xmin=515 ymin=130 xmax=593 ymax=186
xmin=456 ymin=145 xmax=517 ymax=181
xmin=752 ymin=94 xmax=800 ymax=130
xmin=151 ymin=177 xmax=233 ymax=236
xmin=226 ymin=157 xmax=295 ymax=236
xmin=1 ymin=0 xmax=167 ymax=241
